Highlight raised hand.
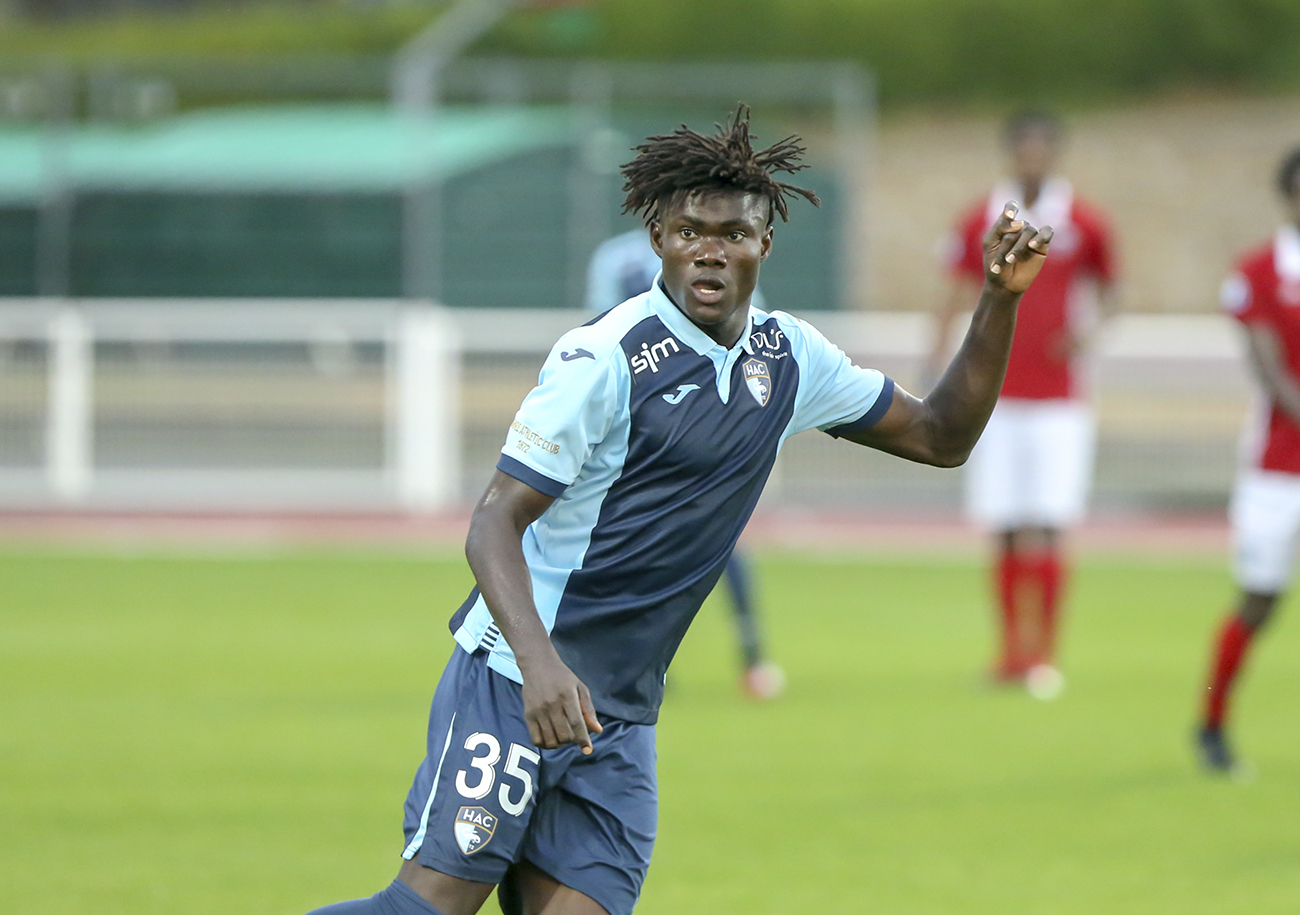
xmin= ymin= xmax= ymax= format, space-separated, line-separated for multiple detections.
xmin=984 ymin=202 xmax=1053 ymax=294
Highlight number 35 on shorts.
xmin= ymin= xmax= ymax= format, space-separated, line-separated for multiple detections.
xmin=454 ymin=732 xmax=541 ymax=817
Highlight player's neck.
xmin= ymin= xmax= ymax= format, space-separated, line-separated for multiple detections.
xmin=661 ymin=286 xmax=749 ymax=349
xmin=1021 ymin=181 xmax=1044 ymax=209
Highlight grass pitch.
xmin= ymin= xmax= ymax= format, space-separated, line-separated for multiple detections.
xmin=1 ymin=548 xmax=1297 ymax=914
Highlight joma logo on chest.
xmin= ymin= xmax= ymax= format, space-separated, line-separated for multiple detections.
xmin=631 ymin=337 xmax=681 ymax=375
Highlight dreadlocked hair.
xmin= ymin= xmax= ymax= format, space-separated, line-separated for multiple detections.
xmin=621 ymin=104 xmax=820 ymax=226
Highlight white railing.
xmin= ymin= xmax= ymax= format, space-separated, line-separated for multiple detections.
xmin=0 ymin=299 xmax=460 ymax=511
xmin=0 ymin=300 xmax=1252 ymax=513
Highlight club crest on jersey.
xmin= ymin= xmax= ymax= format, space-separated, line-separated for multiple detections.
xmin=742 ymin=358 xmax=771 ymax=407
xmin=454 ymin=806 xmax=497 ymax=856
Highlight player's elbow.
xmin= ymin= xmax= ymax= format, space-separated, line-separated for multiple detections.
xmin=927 ymin=446 xmax=971 ymax=469
xmin=890 ymin=439 xmax=970 ymax=468
xmin=880 ymin=419 xmax=973 ymax=468
xmin=920 ymin=433 xmax=974 ymax=468
xmin=914 ymin=410 xmax=979 ymax=467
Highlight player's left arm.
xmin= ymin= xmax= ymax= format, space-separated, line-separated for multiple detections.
xmin=465 ymin=471 xmax=604 ymax=754
xmin=1243 ymin=323 xmax=1300 ymax=427
xmin=843 ymin=203 xmax=1053 ymax=466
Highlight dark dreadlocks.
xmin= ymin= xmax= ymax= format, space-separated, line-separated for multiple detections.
xmin=620 ymin=104 xmax=820 ymax=226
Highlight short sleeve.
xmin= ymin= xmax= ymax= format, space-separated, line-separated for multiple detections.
xmin=1077 ymin=205 xmax=1117 ymax=284
xmin=498 ymin=336 xmax=623 ymax=497
xmin=779 ymin=315 xmax=893 ymax=438
xmin=1220 ymin=271 xmax=1258 ymax=323
xmin=945 ymin=207 xmax=987 ymax=281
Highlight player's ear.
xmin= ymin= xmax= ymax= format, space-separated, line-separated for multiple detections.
xmin=760 ymin=224 xmax=773 ymax=261
xmin=649 ymin=221 xmax=664 ymax=256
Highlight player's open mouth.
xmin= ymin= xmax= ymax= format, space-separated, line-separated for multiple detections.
xmin=690 ymin=278 xmax=726 ymax=304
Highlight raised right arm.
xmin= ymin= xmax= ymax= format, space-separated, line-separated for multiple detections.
xmin=844 ymin=204 xmax=1053 ymax=467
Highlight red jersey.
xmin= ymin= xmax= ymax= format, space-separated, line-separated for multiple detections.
xmin=947 ymin=180 xmax=1115 ymax=400
xmin=1223 ymin=225 xmax=1300 ymax=474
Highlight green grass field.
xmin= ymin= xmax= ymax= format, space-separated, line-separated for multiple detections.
xmin=2 ymin=547 xmax=1297 ymax=914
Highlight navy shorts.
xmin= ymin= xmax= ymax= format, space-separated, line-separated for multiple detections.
xmin=401 ymin=648 xmax=657 ymax=915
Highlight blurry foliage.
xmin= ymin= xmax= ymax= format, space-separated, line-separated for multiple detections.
xmin=0 ymin=2 xmax=442 ymax=57
xmin=1 ymin=0 xmax=1299 ymax=106
xmin=513 ymin=0 xmax=1300 ymax=105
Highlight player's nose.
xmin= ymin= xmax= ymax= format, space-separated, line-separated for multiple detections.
xmin=693 ymin=238 xmax=726 ymax=265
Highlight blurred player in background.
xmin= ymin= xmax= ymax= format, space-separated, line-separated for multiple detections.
xmin=1197 ymin=147 xmax=1300 ymax=775
xmin=586 ymin=229 xmax=785 ymax=700
xmin=928 ymin=110 xmax=1117 ymax=697
xmin=305 ymin=107 xmax=1055 ymax=915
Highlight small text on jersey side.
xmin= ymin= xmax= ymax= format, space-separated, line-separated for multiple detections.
xmin=510 ymin=421 xmax=561 ymax=454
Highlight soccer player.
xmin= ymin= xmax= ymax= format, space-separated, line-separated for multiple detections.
xmin=585 ymin=228 xmax=785 ymax=700
xmin=1196 ymin=147 xmax=1300 ymax=775
xmin=306 ymin=107 xmax=1053 ymax=915
xmin=928 ymin=110 xmax=1117 ymax=696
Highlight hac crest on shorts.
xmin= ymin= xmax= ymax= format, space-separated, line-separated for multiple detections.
xmin=454 ymin=806 xmax=497 ymax=855
xmin=742 ymin=358 xmax=771 ymax=407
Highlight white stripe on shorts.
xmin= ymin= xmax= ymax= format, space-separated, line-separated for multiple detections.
xmin=401 ymin=712 xmax=457 ymax=859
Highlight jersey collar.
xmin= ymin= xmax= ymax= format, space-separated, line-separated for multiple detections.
xmin=987 ymin=177 xmax=1074 ymax=229
xmin=650 ymin=274 xmax=756 ymax=356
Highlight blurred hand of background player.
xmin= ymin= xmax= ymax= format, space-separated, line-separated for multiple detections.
xmin=984 ymin=202 xmax=1053 ymax=294
xmin=1051 ymin=327 xmax=1094 ymax=359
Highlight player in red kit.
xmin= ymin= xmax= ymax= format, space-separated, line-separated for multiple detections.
xmin=929 ymin=111 xmax=1117 ymax=696
xmin=1197 ymin=147 xmax=1300 ymax=774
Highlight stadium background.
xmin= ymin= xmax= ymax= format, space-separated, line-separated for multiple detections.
xmin=1 ymin=1 xmax=1298 ymax=913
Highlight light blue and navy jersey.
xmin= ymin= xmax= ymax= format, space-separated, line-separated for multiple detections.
xmin=451 ymin=278 xmax=893 ymax=724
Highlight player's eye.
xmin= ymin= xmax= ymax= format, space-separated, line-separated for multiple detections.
xmin=679 ymin=228 xmax=696 ymax=239
xmin=728 ymin=232 xmax=746 ymax=242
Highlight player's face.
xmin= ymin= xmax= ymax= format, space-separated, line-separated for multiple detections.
xmin=650 ymin=189 xmax=773 ymax=348
xmin=1009 ymin=126 xmax=1059 ymax=189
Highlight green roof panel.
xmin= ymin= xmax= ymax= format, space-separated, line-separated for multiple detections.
xmin=0 ymin=104 xmax=576 ymax=199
